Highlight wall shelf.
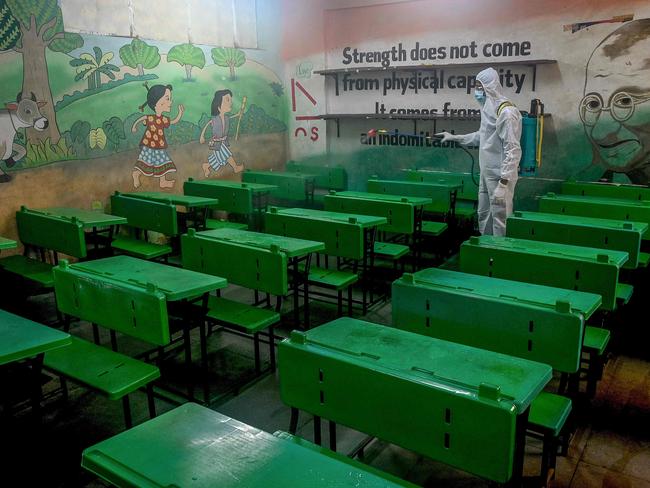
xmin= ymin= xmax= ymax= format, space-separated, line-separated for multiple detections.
xmin=314 ymin=59 xmax=557 ymax=94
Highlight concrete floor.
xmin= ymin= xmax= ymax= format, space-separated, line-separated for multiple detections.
xmin=2 ymin=266 xmax=649 ymax=488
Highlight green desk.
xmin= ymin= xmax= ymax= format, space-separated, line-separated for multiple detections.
xmin=367 ymin=178 xmax=461 ymax=215
xmin=507 ymin=211 xmax=647 ymax=269
xmin=242 ymin=170 xmax=317 ymax=203
xmin=81 ymin=403 xmax=415 ymax=488
xmin=460 ymin=235 xmax=629 ymax=311
xmin=286 ymin=162 xmax=348 ymax=191
xmin=280 ymin=318 xmax=552 ymax=484
xmin=562 ymin=180 xmax=650 ymax=201
xmin=125 ymin=192 xmax=220 ymax=231
xmin=69 ymin=255 xmax=226 ymax=301
xmin=539 ymin=193 xmax=650 ymax=239
xmin=35 ymin=207 xmax=128 ymax=256
xmin=1 ymin=309 xmax=71 ymax=417
xmin=392 ymin=268 xmax=602 ymax=373
xmin=184 ymin=178 xmax=277 ymax=230
xmin=0 ymin=237 xmax=17 ymax=250
xmin=198 ymin=228 xmax=325 ymax=326
xmin=403 ymin=169 xmax=479 ymax=201
xmin=324 ymin=191 xmax=431 ymax=235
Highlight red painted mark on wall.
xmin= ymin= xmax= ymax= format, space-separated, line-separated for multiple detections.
xmin=291 ymin=78 xmax=320 ymax=141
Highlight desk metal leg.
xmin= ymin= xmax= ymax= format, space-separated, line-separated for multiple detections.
xmin=30 ymin=353 xmax=45 ymax=422
xmin=289 ymin=407 xmax=299 ymax=434
xmin=329 ymin=420 xmax=337 ymax=451
xmin=508 ymin=407 xmax=530 ymax=487
xmin=314 ymin=415 xmax=322 ymax=446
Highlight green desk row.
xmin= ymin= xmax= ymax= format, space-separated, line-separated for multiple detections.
xmin=460 ymin=235 xmax=628 ymax=311
xmin=539 ymin=193 xmax=650 ymax=239
xmin=286 ymin=161 xmax=348 ymax=191
xmin=242 ymin=170 xmax=317 ymax=202
xmin=82 ymin=403 xmax=415 ymax=488
xmin=562 ymin=180 xmax=650 ymax=201
xmin=123 ymin=191 xmax=220 ymax=209
xmin=367 ymin=178 xmax=460 ymax=214
xmin=507 ymin=211 xmax=647 ymax=269
xmin=183 ymin=178 xmax=277 ymax=216
xmin=324 ymin=191 xmax=430 ymax=235
xmin=32 ymin=207 xmax=127 ymax=229
xmin=0 ymin=309 xmax=71 ymax=366
xmin=392 ymin=268 xmax=601 ymax=373
xmin=403 ymin=169 xmax=479 ymax=201
xmin=280 ymin=317 xmax=552 ymax=483
xmin=0 ymin=237 xmax=17 ymax=250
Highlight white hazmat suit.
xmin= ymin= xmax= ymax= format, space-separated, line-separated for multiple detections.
xmin=439 ymin=67 xmax=522 ymax=236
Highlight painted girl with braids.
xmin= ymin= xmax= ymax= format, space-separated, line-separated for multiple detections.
xmin=131 ymin=83 xmax=185 ymax=189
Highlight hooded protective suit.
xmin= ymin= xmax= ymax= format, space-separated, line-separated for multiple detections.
xmin=443 ymin=67 xmax=522 ymax=236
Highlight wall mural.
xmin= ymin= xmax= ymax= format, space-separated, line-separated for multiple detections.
xmin=0 ymin=0 xmax=288 ymax=187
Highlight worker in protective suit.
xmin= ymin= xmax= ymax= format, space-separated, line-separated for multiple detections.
xmin=437 ymin=67 xmax=522 ymax=236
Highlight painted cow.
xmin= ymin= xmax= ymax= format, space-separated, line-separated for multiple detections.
xmin=0 ymin=92 xmax=48 ymax=183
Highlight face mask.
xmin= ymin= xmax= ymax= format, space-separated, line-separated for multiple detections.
xmin=474 ymin=89 xmax=486 ymax=104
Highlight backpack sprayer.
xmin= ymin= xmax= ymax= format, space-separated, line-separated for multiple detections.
xmin=519 ymin=99 xmax=544 ymax=176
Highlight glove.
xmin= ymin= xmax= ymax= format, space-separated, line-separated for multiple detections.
xmin=435 ymin=131 xmax=459 ymax=143
xmin=493 ymin=181 xmax=508 ymax=205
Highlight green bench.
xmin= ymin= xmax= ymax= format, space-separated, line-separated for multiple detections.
xmin=243 ymin=170 xmax=316 ymax=204
xmin=280 ymin=318 xmax=552 ymax=484
xmin=507 ymin=211 xmax=647 ymax=269
xmin=81 ymin=403 xmax=417 ymax=487
xmin=287 ymin=161 xmax=348 ymax=191
xmin=539 ymin=193 xmax=650 ymax=239
xmin=46 ymin=261 xmax=163 ymax=427
xmin=182 ymin=229 xmax=285 ymax=373
xmin=110 ymin=192 xmax=178 ymax=260
xmin=460 ymin=235 xmax=629 ymax=312
xmin=0 ymin=206 xmax=87 ymax=290
xmin=404 ymin=169 xmax=479 ymax=222
xmin=391 ymin=268 xmax=602 ymax=480
xmin=561 ymin=180 xmax=650 ymax=201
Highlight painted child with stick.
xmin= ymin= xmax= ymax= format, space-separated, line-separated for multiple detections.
xmin=200 ymin=89 xmax=245 ymax=176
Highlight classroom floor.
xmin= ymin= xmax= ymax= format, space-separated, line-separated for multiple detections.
xmin=2 ymin=263 xmax=649 ymax=488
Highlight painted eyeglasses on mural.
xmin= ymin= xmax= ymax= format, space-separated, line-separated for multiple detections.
xmin=579 ymin=91 xmax=650 ymax=126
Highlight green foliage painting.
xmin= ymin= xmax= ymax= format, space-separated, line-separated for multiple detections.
xmin=119 ymin=38 xmax=161 ymax=76
xmin=0 ymin=0 xmax=20 ymax=51
xmin=70 ymin=46 xmax=119 ymax=90
xmin=211 ymin=47 xmax=246 ymax=80
xmin=167 ymin=43 xmax=205 ymax=81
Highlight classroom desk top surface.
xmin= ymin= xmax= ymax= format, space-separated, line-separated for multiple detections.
xmin=466 ymin=235 xmax=629 ymax=268
xmin=68 ymin=256 xmax=227 ymax=301
xmin=197 ymin=228 xmax=325 ymax=257
xmin=406 ymin=267 xmax=602 ymax=320
xmin=511 ymin=211 xmax=649 ymax=233
xmin=543 ymin=193 xmax=650 ymax=208
xmin=286 ymin=318 xmax=551 ymax=414
xmin=369 ymin=178 xmax=463 ymax=191
xmin=186 ymin=179 xmax=278 ymax=192
xmin=123 ymin=192 xmax=220 ymax=208
xmin=0 ymin=310 xmax=71 ymax=366
xmin=35 ymin=207 xmax=128 ymax=228
xmin=244 ymin=170 xmax=318 ymax=180
xmin=0 ymin=237 xmax=17 ymax=249
xmin=81 ymin=402 xmax=416 ymax=488
xmin=270 ymin=207 xmax=388 ymax=228
xmin=328 ymin=191 xmax=432 ymax=206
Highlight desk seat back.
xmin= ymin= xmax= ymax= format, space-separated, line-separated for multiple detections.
xmin=368 ymin=179 xmax=452 ymax=214
xmin=286 ymin=161 xmax=348 ymax=190
xmin=324 ymin=194 xmax=414 ymax=234
xmin=53 ymin=263 xmax=170 ymax=345
xmin=392 ymin=274 xmax=584 ymax=372
xmin=184 ymin=180 xmax=253 ymax=214
xmin=459 ymin=238 xmax=619 ymax=311
xmin=265 ymin=212 xmax=364 ymax=260
xmin=111 ymin=192 xmax=178 ymax=235
xmin=242 ymin=171 xmax=307 ymax=201
xmin=17 ymin=207 xmax=87 ymax=258
xmin=181 ymin=233 xmax=288 ymax=295
xmin=562 ymin=181 xmax=650 ymax=201
xmin=280 ymin=327 xmax=518 ymax=483
xmin=404 ymin=170 xmax=478 ymax=201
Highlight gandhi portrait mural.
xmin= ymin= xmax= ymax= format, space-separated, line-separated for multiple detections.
xmin=580 ymin=19 xmax=650 ymax=184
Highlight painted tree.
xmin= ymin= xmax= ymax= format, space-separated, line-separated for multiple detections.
xmin=167 ymin=43 xmax=205 ymax=81
xmin=2 ymin=0 xmax=83 ymax=144
xmin=70 ymin=47 xmax=119 ymax=90
xmin=119 ymin=38 xmax=160 ymax=77
xmin=211 ymin=47 xmax=246 ymax=80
